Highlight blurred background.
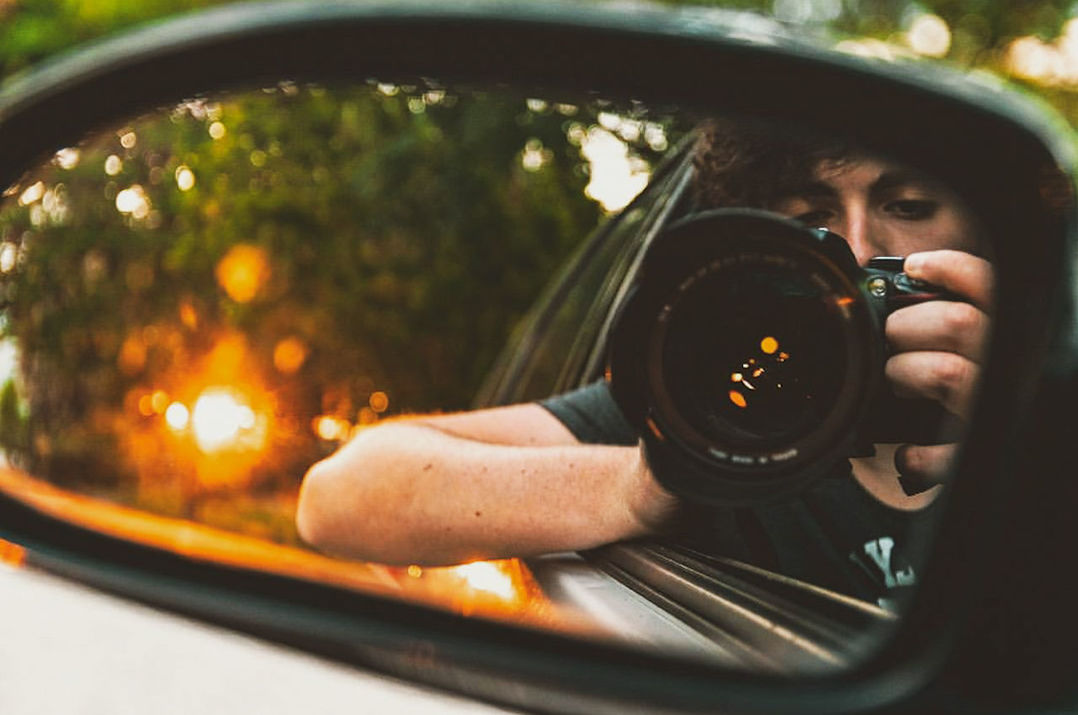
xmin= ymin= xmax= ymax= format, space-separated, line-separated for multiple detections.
xmin=0 ymin=0 xmax=1074 ymax=549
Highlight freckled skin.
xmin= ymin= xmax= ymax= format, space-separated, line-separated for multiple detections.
xmin=296 ymin=404 xmax=661 ymax=565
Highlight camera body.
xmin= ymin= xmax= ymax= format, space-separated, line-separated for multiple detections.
xmin=608 ymin=209 xmax=954 ymax=506
xmin=855 ymin=255 xmax=958 ymax=451
xmin=862 ymin=255 xmax=946 ymax=326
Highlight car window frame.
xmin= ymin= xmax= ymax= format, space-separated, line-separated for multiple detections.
xmin=476 ymin=133 xmax=698 ymax=406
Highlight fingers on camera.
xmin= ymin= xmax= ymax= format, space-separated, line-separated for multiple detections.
xmin=904 ymin=250 xmax=995 ymax=311
xmin=885 ymin=351 xmax=978 ymax=419
xmin=886 ymin=301 xmax=990 ymax=362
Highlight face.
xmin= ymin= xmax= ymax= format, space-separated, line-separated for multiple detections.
xmin=771 ymin=156 xmax=983 ymax=266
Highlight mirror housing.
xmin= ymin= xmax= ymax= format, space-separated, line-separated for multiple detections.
xmin=1 ymin=2 xmax=1075 ymax=711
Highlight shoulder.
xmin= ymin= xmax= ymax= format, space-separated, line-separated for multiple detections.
xmin=538 ymin=381 xmax=638 ymax=446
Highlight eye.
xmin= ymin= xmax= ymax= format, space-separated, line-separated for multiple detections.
xmin=885 ymin=199 xmax=938 ymax=220
xmin=793 ymin=209 xmax=835 ymax=228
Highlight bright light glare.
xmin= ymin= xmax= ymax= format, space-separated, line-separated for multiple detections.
xmin=192 ymin=389 xmax=256 ymax=452
xmin=17 ymin=181 xmax=44 ymax=206
xmin=115 ymin=185 xmax=151 ymax=219
xmin=104 ymin=155 xmax=123 ymax=176
xmin=907 ymin=14 xmax=951 ymax=57
xmin=580 ymin=127 xmax=649 ymax=213
xmin=175 ymin=166 xmax=196 ymax=191
xmin=521 ymin=139 xmax=550 ymax=172
xmin=54 ymin=148 xmax=80 ymax=170
xmin=0 ymin=243 xmax=17 ymax=273
xmin=0 ymin=340 xmax=17 ymax=385
xmin=314 ymin=415 xmax=350 ymax=441
xmin=165 ymin=402 xmax=190 ymax=430
xmin=1005 ymin=21 xmax=1078 ymax=88
xmin=453 ymin=562 xmax=517 ymax=600
xmin=835 ymin=38 xmax=901 ymax=61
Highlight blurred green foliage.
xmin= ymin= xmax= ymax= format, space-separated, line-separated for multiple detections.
xmin=0 ymin=80 xmax=675 ymax=540
xmin=0 ymin=0 xmax=217 ymax=76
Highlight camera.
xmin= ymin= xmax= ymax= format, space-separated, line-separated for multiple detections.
xmin=608 ymin=209 xmax=957 ymax=506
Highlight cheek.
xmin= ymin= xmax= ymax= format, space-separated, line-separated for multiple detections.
xmin=931 ymin=212 xmax=983 ymax=254
xmin=881 ymin=214 xmax=981 ymax=256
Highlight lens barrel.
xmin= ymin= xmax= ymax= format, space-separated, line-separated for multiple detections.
xmin=609 ymin=210 xmax=884 ymax=505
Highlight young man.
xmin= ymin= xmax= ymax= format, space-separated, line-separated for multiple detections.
xmin=295 ymin=121 xmax=993 ymax=604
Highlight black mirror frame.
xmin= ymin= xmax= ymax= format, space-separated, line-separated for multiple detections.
xmin=1 ymin=2 xmax=1076 ymax=711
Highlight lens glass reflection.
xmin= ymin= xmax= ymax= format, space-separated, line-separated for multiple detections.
xmin=663 ymin=264 xmax=848 ymax=449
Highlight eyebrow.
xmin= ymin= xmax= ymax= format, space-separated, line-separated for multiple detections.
xmin=778 ymin=169 xmax=937 ymax=202
xmin=871 ymin=169 xmax=933 ymax=194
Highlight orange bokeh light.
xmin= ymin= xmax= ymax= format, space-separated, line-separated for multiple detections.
xmin=117 ymin=334 xmax=147 ymax=374
xmin=151 ymin=390 xmax=169 ymax=414
xmin=179 ymin=300 xmax=199 ymax=329
xmin=314 ymin=415 xmax=350 ymax=441
xmin=118 ymin=332 xmax=278 ymax=493
xmin=273 ymin=337 xmax=308 ymax=375
xmin=191 ymin=388 xmax=257 ymax=452
xmin=433 ymin=559 xmax=537 ymax=615
xmin=215 ymin=244 xmax=270 ymax=303
xmin=452 ymin=561 xmax=518 ymax=600
xmin=368 ymin=390 xmax=389 ymax=413
xmin=0 ymin=538 xmax=26 ymax=568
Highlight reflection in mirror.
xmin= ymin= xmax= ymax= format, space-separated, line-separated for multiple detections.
xmin=0 ymin=79 xmax=988 ymax=673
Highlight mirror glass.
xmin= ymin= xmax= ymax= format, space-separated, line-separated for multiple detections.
xmin=0 ymin=79 xmax=989 ymax=673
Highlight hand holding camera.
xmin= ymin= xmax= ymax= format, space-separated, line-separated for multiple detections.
xmin=609 ymin=210 xmax=992 ymax=506
xmin=881 ymin=249 xmax=995 ymax=493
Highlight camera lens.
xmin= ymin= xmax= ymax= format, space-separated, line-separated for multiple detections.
xmin=610 ymin=209 xmax=881 ymax=503
xmin=658 ymin=258 xmax=849 ymax=453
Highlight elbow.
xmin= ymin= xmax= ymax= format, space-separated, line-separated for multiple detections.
xmin=294 ymin=432 xmax=419 ymax=564
xmin=295 ymin=458 xmax=341 ymax=552
xmin=296 ymin=456 xmax=382 ymax=559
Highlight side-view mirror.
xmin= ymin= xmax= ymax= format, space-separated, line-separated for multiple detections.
xmin=0 ymin=3 xmax=1075 ymax=712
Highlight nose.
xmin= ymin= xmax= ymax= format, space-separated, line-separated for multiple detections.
xmin=835 ymin=205 xmax=882 ymax=266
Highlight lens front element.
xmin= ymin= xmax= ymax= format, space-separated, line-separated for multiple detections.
xmin=661 ymin=261 xmax=848 ymax=451
xmin=611 ymin=210 xmax=880 ymax=504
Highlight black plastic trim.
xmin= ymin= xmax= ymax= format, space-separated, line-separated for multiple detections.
xmin=0 ymin=2 xmax=1075 ymax=712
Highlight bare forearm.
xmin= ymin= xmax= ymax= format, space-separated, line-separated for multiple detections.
xmin=296 ymin=420 xmax=664 ymax=565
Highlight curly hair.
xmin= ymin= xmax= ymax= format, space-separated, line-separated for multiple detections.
xmin=691 ymin=118 xmax=852 ymax=211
